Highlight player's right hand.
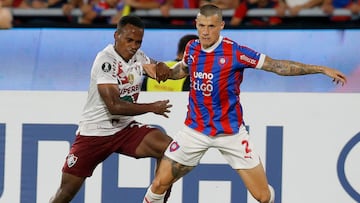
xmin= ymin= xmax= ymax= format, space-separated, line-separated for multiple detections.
xmin=152 ymin=100 xmax=172 ymax=118
xmin=156 ymin=62 xmax=170 ymax=83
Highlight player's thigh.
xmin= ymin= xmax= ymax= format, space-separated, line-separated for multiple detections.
xmin=136 ymin=128 xmax=172 ymax=158
xmin=216 ymin=125 xmax=259 ymax=169
xmin=165 ymin=126 xmax=209 ymax=166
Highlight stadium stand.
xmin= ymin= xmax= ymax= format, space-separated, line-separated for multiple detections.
xmin=8 ymin=8 xmax=360 ymax=28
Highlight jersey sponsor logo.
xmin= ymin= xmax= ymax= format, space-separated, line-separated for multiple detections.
xmin=193 ymin=72 xmax=213 ymax=80
xmin=192 ymin=72 xmax=214 ymax=96
xmin=66 ymin=154 xmax=78 ymax=168
xmin=240 ymin=55 xmax=257 ymax=65
xmin=102 ymin=62 xmax=112 ymax=72
xmin=119 ymin=85 xmax=140 ymax=98
xmin=169 ymin=141 xmax=180 ymax=152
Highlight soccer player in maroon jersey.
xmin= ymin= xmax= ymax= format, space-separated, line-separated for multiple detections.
xmin=143 ymin=4 xmax=347 ymax=203
xmin=50 ymin=15 xmax=173 ymax=203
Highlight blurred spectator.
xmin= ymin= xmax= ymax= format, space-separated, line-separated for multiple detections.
xmin=287 ymin=0 xmax=323 ymax=16
xmin=141 ymin=34 xmax=199 ymax=91
xmin=79 ymin=0 xmax=129 ymax=24
xmin=119 ymin=0 xmax=173 ymax=18
xmin=125 ymin=0 xmax=165 ymax=9
xmin=230 ymin=0 xmax=286 ymax=26
xmin=18 ymin=0 xmax=68 ymax=25
xmin=322 ymin=0 xmax=360 ymax=21
xmin=199 ymin=0 xmax=239 ymax=9
xmin=31 ymin=0 xmax=67 ymax=9
xmin=0 ymin=3 xmax=13 ymax=29
xmin=2 ymin=0 xmax=29 ymax=8
xmin=161 ymin=0 xmax=200 ymax=25
xmin=62 ymin=0 xmax=87 ymax=17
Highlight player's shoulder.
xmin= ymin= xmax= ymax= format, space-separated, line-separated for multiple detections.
xmin=92 ymin=46 xmax=117 ymax=71
xmin=222 ymin=37 xmax=255 ymax=52
xmin=133 ymin=49 xmax=151 ymax=64
xmin=134 ymin=49 xmax=148 ymax=59
xmin=222 ymin=37 xmax=238 ymax=46
xmin=187 ymin=38 xmax=200 ymax=47
xmin=97 ymin=44 xmax=117 ymax=60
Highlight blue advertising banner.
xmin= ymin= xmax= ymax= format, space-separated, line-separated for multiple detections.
xmin=0 ymin=28 xmax=359 ymax=92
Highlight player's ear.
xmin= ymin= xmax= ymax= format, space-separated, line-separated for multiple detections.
xmin=114 ymin=31 xmax=117 ymax=40
xmin=220 ymin=21 xmax=225 ymax=29
xmin=114 ymin=31 xmax=121 ymax=40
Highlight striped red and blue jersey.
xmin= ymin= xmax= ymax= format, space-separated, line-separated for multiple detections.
xmin=183 ymin=36 xmax=266 ymax=136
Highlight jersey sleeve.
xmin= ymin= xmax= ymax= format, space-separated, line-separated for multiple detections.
xmin=182 ymin=39 xmax=199 ymax=67
xmin=135 ymin=50 xmax=151 ymax=75
xmin=92 ymin=54 xmax=118 ymax=85
xmin=236 ymin=45 xmax=266 ymax=69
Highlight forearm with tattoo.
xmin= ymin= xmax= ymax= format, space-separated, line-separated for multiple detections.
xmin=169 ymin=62 xmax=189 ymax=80
xmin=263 ymin=58 xmax=324 ymax=76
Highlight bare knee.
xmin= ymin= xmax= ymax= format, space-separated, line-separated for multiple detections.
xmin=50 ymin=173 xmax=85 ymax=203
xmin=253 ymin=185 xmax=275 ymax=203
xmin=50 ymin=187 xmax=77 ymax=203
xmin=151 ymin=178 xmax=170 ymax=194
xmin=253 ymin=187 xmax=274 ymax=203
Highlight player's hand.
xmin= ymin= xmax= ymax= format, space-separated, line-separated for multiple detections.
xmin=156 ymin=62 xmax=170 ymax=83
xmin=324 ymin=67 xmax=347 ymax=86
xmin=152 ymin=100 xmax=172 ymax=118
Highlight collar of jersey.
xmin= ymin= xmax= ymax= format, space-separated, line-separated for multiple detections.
xmin=201 ymin=36 xmax=223 ymax=53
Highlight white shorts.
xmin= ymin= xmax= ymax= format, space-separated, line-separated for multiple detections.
xmin=165 ymin=125 xmax=260 ymax=169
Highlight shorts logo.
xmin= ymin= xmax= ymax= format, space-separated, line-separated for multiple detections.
xmin=67 ymin=154 xmax=78 ymax=168
xmin=169 ymin=141 xmax=180 ymax=152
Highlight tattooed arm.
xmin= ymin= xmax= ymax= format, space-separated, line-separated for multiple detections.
xmin=262 ymin=56 xmax=347 ymax=86
xmin=168 ymin=61 xmax=189 ymax=80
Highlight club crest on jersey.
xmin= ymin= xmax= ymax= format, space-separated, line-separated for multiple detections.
xmin=128 ymin=73 xmax=134 ymax=84
xmin=66 ymin=154 xmax=78 ymax=168
xmin=219 ymin=57 xmax=226 ymax=65
xmin=169 ymin=141 xmax=180 ymax=152
xmin=102 ymin=62 xmax=112 ymax=72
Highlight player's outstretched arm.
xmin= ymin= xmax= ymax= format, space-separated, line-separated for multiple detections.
xmin=98 ymin=84 xmax=172 ymax=118
xmin=169 ymin=61 xmax=189 ymax=80
xmin=143 ymin=62 xmax=171 ymax=83
xmin=261 ymin=56 xmax=347 ymax=86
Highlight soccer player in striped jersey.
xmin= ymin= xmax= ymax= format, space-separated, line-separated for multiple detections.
xmin=143 ymin=4 xmax=347 ymax=203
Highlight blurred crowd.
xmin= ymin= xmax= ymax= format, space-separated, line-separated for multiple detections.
xmin=1 ymin=0 xmax=360 ymax=28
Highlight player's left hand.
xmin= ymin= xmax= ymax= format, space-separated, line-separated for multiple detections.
xmin=152 ymin=99 xmax=172 ymax=118
xmin=156 ymin=62 xmax=170 ymax=83
xmin=324 ymin=67 xmax=347 ymax=86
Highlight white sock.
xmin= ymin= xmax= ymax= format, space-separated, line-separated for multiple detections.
xmin=268 ymin=185 xmax=275 ymax=203
xmin=143 ymin=185 xmax=166 ymax=203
